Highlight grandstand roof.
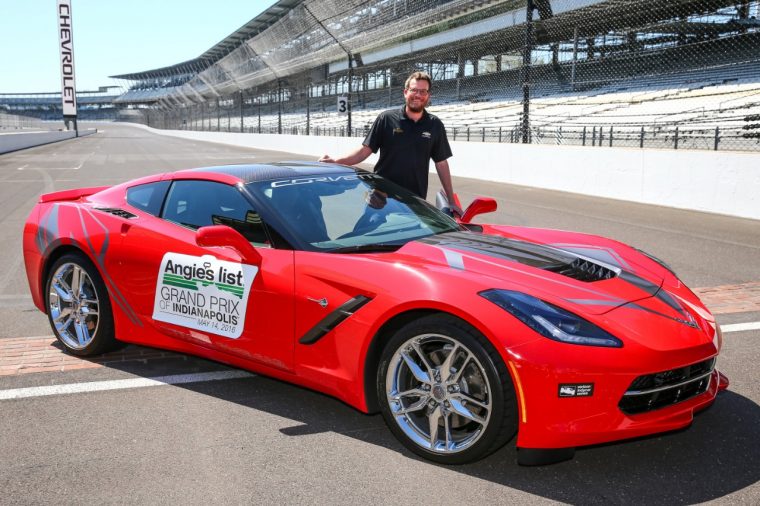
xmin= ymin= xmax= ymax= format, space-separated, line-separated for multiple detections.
xmin=112 ymin=0 xmax=749 ymax=83
xmin=110 ymin=0 xmax=304 ymax=80
xmin=108 ymin=0 xmax=757 ymax=109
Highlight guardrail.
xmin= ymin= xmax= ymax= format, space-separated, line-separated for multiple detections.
xmin=0 ymin=129 xmax=97 ymax=155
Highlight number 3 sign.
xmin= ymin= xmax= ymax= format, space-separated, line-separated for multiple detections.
xmin=337 ymin=96 xmax=348 ymax=114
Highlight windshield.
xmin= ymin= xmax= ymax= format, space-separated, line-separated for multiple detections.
xmin=246 ymin=172 xmax=461 ymax=252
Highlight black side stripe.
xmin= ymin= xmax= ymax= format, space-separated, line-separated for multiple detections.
xmin=299 ymin=295 xmax=372 ymax=345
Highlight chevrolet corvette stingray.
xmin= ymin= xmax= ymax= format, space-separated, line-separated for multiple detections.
xmin=23 ymin=162 xmax=728 ymax=465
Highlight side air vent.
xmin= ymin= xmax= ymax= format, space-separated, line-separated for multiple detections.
xmin=95 ymin=208 xmax=137 ymax=219
xmin=547 ymin=258 xmax=618 ymax=282
xmin=299 ymin=295 xmax=372 ymax=345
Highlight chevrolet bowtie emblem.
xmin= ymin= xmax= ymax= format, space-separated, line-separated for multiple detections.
xmin=307 ymin=297 xmax=328 ymax=308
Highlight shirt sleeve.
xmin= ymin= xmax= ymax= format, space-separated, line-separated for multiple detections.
xmin=362 ymin=113 xmax=384 ymax=153
xmin=431 ymin=118 xmax=453 ymax=163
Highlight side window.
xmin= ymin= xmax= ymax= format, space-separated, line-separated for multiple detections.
xmin=126 ymin=181 xmax=170 ymax=216
xmin=162 ymin=180 xmax=270 ymax=246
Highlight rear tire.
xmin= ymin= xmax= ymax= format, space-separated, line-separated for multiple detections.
xmin=377 ymin=314 xmax=517 ymax=464
xmin=45 ymin=252 xmax=118 ymax=356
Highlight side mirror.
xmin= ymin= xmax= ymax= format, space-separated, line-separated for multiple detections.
xmin=435 ymin=189 xmax=464 ymax=217
xmin=196 ymin=225 xmax=261 ymax=264
xmin=460 ymin=197 xmax=497 ymax=224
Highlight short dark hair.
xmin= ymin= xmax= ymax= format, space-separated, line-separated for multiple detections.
xmin=405 ymin=71 xmax=432 ymax=90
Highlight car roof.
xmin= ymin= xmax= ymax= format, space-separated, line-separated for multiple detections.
xmin=176 ymin=162 xmax=363 ymax=184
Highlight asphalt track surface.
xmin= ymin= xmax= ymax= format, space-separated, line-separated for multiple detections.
xmin=1 ymin=123 xmax=758 ymax=505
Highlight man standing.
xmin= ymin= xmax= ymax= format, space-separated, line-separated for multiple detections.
xmin=320 ymin=71 xmax=462 ymax=216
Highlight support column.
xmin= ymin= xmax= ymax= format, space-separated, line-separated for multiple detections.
xmin=521 ymin=0 xmax=534 ymax=143
xmin=277 ymin=80 xmax=282 ymax=135
xmin=571 ymin=27 xmax=579 ymax=90
xmin=347 ymin=56 xmax=353 ymax=136
xmin=457 ymin=53 xmax=465 ymax=100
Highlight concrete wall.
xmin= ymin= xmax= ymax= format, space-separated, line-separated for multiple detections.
xmin=127 ymin=123 xmax=760 ymax=220
xmin=0 ymin=129 xmax=97 ymax=154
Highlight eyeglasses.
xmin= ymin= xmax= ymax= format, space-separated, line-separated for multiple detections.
xmin=406 ymin=88 xmax=430 ymax=96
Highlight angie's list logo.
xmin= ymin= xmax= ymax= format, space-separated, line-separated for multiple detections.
xmin=162 ymin=258 xmax=245 ymax=298
xmin=153 ymin=253 xmax=258 ymax=339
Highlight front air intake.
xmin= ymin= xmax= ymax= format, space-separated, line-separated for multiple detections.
xmin=619 ymin=358 xmax=715 ymax=415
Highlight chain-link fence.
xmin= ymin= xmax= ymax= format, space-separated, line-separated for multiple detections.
xmin=129 ymin=0 xmax=760 ymax=152
xmin=0 ymin=112 xmax=51 ymax=131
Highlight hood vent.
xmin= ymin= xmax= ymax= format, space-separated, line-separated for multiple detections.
xmin=421 ymin=232 xmax=618 ymax=283
xmin=546 ymin=257 xmax=618 ymax=282
xmin=95 ymin=207 xmax=137 ymax=220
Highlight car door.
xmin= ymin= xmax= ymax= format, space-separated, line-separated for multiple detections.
xmin=112 ymin=178 xmax=296 ymax=372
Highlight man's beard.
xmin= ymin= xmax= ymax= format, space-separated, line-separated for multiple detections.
xmin=405 ymin=97 xmax=428 ymax=113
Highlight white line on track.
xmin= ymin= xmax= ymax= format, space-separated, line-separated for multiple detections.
xmin=5 ymin=179 xmax=76 ymax=183
xmin=17 ymin=164 xmax=81 ymax=170
xmin=0 ymin=370 xmax=254 ymax=401
xmin=721 ymin=321 xmax=760 ymax=333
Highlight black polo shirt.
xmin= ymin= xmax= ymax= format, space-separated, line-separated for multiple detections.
xmin=362 ymin=106 xmax=452 ymax=198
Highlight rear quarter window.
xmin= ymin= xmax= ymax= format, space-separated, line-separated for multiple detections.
xmin=126 ymin=181 xmax=170 ymax=216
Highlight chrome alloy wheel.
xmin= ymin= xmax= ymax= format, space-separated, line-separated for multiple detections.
xmin=48 ymin=262 xmax=100 ymax=350
xmin=385 ymin=333 xmax=492 ymax=454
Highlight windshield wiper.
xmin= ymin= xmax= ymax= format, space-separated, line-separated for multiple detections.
xmin=328 ymin=243 xmax=403 ymax=254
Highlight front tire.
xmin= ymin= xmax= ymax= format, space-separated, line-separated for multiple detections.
xmin=377 ymin=314 xmax=517 ymax=464
xmin=45 ymin=252 xmax=118 ymax=356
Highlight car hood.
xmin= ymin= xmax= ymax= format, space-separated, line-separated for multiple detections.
xmin=393 ymin=230 xmax=700 ymax=323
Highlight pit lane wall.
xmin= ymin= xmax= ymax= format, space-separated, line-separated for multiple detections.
xmin=129 ymin=124 xmax=760 ymax=221
xmin=0 ymin=129 xmax=97 ymax=154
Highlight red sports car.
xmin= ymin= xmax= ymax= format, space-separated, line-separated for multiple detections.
xmin=22 ymin=162 xmax=728 ymax=465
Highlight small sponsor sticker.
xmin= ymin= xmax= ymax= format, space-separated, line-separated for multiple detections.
xmin=558 ymin=383 xmax=594 ymax=397
xmin=421 ymin=131 xmax=431 ymax=139
xmin=152 ymin=252 xmax=258 ymax=339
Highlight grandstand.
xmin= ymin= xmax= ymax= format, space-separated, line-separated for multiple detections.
xmin=0 ymin=87 xmax=122 ymax=124
xmin=7 ymin=0 xmax=757 ymax=151
xmin=125 ymin=0 xmax=760 ymax=151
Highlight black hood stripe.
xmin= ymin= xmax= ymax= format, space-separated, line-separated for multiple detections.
xmin=623 ymin=301 xmax=698 ymax=328
xmin=423 ymin=232 xmax=676 ymax=311
xmin=421 ymin=232 xmax=577 ymax=269
xmin=434 ymin=244 xmax=626 ymax=303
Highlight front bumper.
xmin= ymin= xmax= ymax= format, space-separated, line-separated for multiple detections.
xmin=505 ymin=339 xmax=727 ymax=450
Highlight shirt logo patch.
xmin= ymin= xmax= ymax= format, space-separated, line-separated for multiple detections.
xmin=393 ymin=128 xmax=404 ymax=134
xmin=421 ymin=131 xmax=432 ymax=139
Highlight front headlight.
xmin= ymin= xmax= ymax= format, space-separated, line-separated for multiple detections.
xmin=480 ymin=289 xmax=623 ymax=348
